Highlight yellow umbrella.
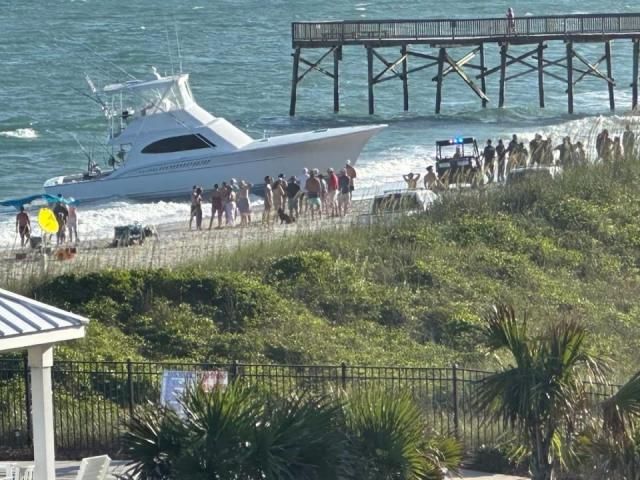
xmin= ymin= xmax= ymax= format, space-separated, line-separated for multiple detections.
xmin=38 ymin=208 xmax=59 ymax=234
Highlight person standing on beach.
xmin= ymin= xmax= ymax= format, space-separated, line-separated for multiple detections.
xmin=223 ymin=185 xmax=236 ymax=226
xmin=496 ymin=139 xmax=506 ymax=182
xmin=67 ymin=204 xmax=79 ymax=243
xmin=555 ymin=136 xmax=573 ymax=167
xmin=272 ymin=177 xmax=286 ymax=215
xmin=483 ymin=139 xmax=496 ymax=182
xmin=572 ymin=141 xmax=586 ymax=165
xmin=403 ymin=172 xmax=421 ymax=189
xmin=263 ymin=176 xmax=273 ymax=225
xmin=596 ymin=129 xmax=609 ymax=160
xmin=345 ymin=160 xmax=357 ymax=200
xmin=238 ymin=180 xmax=252 ymax=226
xmin=424 ymin=166 xmax=438 ymax=190
xmin=15 ymin=206 xmax=31 ymax=247
xmin=192 ymin=187 xmax=203 ymax=230
xmin=623 ymin=124 xmax=635 ymax=160
xmin=189 ymin=185 xmax=198 ymax=230
xmin=529 ymin=134 xmax=542 ymax=166
xmin=53 ymin=197 xmax=69 ymax=245
xmin=613 ymin=136 xmax=623 ymax=162
xmin=327 ymin=168 xmax=339 ymax=217
xmin=305 ymin=170 xmax=322 ymax=221
xmin=209 ymin=184 xmax=224 ymax=230
xmin=338 ymin=169 xmax=351 ymax=216
xmin=300 ymin=168 xmax=310 ymax=215
xmin=286 ymin=176 xmax=301 ymax=219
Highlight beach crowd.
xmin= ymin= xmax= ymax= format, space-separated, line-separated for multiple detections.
xmin=188 ymin=161 xmax=358 ymax=230
xmin=403 ymin=125 xmax=636 ymax=189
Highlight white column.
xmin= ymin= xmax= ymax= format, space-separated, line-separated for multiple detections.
xmin=28 ymin=345 xmax=55 ymax=480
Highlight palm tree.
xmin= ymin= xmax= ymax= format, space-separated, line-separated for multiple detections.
xmin=596 ymin=371 xmax=640 ymax=479
xmin=474 ymin=304 xmax=606 ymax=480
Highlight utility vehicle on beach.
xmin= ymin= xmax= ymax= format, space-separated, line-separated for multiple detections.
xmin=435 ymin=137 xmax=481 ymax=185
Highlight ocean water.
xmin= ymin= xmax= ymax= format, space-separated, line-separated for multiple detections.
xmin=0 ymin=0 xmax=639 ymax=245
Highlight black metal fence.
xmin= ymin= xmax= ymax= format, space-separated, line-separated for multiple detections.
xmin=0 ymin=359 xmax=619 ymax=459
xmin=293 ymin=13 xmax=640 ymax=46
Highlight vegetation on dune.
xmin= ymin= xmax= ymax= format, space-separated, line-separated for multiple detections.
xmin=13 ymin=158 xmax=640 ymax=378
xmin=121 ymin=383 xmax=463 ymax=480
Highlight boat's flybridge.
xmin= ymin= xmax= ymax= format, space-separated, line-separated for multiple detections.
xmin=104 ymin=74 xmax=197 ymax=138
xmin=102 ymin=72 xmax=253 ymax=165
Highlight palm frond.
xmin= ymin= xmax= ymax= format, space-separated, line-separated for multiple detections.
xmin=602 ymin=371 xmax=640 ymax=440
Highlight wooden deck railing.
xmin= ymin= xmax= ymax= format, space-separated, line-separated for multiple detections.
xmin=293 ymin=13 xmax=640 ymax=46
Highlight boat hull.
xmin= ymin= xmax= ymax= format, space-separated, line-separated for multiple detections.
xmin=44 ymin=125 xmax=384 ymax=203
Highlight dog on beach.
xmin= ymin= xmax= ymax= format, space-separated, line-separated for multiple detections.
xmin=277 ymin=208 xmax=296 ymax=224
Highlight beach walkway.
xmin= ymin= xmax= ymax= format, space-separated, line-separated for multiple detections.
xmin=4 ymin=461 xmax=528 ymax=479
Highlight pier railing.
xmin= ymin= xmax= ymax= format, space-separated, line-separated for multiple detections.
xmin=293 ymin=13 xmax=640 ymax=46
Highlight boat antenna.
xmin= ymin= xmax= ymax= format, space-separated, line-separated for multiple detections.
xmin=70 ymin=133 xmax=94 ymax=171
xmin=165 ymin=26 xmax=175 ymax=75
xmin=174 ymin=24 xmax=183 ymax=73
xmin=54 ymin=32 xmax=138 ymax=81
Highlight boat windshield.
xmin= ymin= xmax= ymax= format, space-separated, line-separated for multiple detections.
xmin=104 ymin=74 xmax=194 ymax=118
xmin=104 ymin=74 xmax=196 ymax=139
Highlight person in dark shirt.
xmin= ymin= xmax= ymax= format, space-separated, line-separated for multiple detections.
xmin=338 ymin=169 xmax=351 ymax=216
xmin=286 ymin=176 xmax=301 ymax=219
xmin=483 ymin=139 xmax=496 ymax=183
xmin=53 ymin=197 xmax=69 ymax=245
xmin=623 ymin=124 xmax=635 ymax=160
xmin=529 ymin=134 xmax=542 ymax=166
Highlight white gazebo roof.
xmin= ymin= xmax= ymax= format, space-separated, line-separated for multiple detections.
xmin=0 ymin=287 xmax=89 ymax=480
xmin=0 ymin=288 xmax=88 ymax=353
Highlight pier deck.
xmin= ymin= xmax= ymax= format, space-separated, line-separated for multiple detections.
xmin=288 ymin=13 xmax=640 ymax=114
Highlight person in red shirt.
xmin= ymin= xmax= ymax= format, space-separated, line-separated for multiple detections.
xmin=326 ymin=168 xmax=339 ymax=217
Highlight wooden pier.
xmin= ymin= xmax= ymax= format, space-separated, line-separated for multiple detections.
xmin=289 ymin=13 xmax=640 ymax=115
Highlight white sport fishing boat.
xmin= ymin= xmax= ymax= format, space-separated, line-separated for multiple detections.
xmin=44 ymin=70 xmax=386 ymax=202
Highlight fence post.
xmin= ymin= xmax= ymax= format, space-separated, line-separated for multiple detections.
xmin=126 ymin=359 xmax=134 ymax=418
xmin=22 ymin=353 xmax=32 ymax=444
xmin=452 ymin=364 xmax=459 ymax=440
xmin=341 ymin=362 xmax=347 ymax=389
xmin=230 ymin=360 xmax=239 ymax=383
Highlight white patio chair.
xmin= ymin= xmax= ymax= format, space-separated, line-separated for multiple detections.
xmin=75 ymin=456 xmax=111 ymax=480
xmin=0 ymin=464 xmax=16 ymax=480
xmin=15 ymin=466 xmax=33 ymax=480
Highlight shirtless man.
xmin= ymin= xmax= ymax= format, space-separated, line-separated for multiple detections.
xmin=67 ymin=204 xmax=79 ymax=243
xmin=305 ymin=170 xmax=323 ymax=220
xmin=403 ymin=172 xmax=421 ymax=190
xmin=209 ymin=184 xmax=224 ymax=230
xmin=345 ymin=160 xmax=357 ymax=201
xmin=15 ymin=206 xmax=31 ymax=247
xmin=423 ymin=166 xmax=440 ymax=190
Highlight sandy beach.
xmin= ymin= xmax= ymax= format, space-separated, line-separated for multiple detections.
xmin=0 ymin=199 xmax=378 ymax=287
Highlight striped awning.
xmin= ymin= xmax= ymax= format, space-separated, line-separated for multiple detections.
xmin=0 ymin=288 xmax=88 ymax=352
